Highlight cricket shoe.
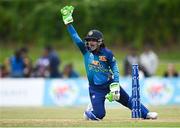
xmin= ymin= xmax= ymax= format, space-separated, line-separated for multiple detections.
xmin=83 ymin=111 xmax=90 ymax=120
xmin=86 ymin=103 xmax=93 ymax=111
xmin=83 ymin=103 xmax=93 ymax=120
xmin=146 ymin=112 xmax=158 ymax=119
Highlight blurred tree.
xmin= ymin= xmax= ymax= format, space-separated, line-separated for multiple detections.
xmin=0 ymin=0 xmax=179 ymax=47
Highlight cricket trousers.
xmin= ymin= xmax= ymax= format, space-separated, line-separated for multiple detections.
xmin=85 ymin=85 xmax=149 ymax=120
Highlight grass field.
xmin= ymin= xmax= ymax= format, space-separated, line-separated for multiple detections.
xmin=0 ymin=106 xmax=180 ymax=127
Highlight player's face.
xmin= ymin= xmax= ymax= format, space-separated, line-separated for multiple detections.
xmin=87 ymin=39 xmax=99 ymax=51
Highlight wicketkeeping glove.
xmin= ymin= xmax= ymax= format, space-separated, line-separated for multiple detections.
xmin=106 ymin=82 xmax=120 ymax=102
xmin=60 ymin=5 xmax=74 ymax=25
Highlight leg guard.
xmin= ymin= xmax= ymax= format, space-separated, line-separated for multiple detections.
xmin=117 ymin=87 xmax=149 ymax=119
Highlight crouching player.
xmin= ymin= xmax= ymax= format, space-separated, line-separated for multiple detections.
xmin=60 ymin=6 xmax=158 ymax=120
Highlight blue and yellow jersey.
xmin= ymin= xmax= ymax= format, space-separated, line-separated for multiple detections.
xmin=67 ymin=24 xmax=119 ymax=86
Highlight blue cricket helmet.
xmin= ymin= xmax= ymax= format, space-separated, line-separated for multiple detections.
xmin=84 ymin=30 xmax=103 ymax=42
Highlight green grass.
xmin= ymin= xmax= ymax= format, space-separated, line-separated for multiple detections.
xmin=0 ymin=106 xmax=180 ymax=127
xmin=0 ymin=45 xmax=180 ymax=76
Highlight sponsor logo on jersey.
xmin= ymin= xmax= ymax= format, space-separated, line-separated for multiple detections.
xmin=99 ymin=56 xmax=107 ymax=61
xmin=92 ymin=60 xmax=99 ymax=66
xmin=89 ymin=60 xmax=108 ymax=72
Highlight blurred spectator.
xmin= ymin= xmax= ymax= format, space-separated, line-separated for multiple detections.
xmin=3 ymin=58 xmax=11 ymax=76
xmin=0 ymin=64 xmax=9 ymax=78
xmin=20 ymin=47 xmax=32 ymax=77
xmin=163 ymin=63 xmax=179 ymax=77
xmin=139 ymin=43 xmax=159 ymax=77
xmin=33 ymin=48 xmax=50 ymax=77
xmin=45 ymin=45 xmax=62 ymax=78
xmin=63 ymin=63 xmax=79 ymax=78
xmin=9 ymin=49 xmax=25 ymax=77
xmin=123 ymin=46 xmax=139 ymax=76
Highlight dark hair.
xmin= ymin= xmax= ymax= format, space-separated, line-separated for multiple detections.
xmin=100 ymin=42 xmax=106 ymax=48
xmin=14 ymin=49 xmax=22 ymax=61
xmin=20 ymin=47 xmax=28 ymax=53
xmin=44 ymin=45 xmax=53 ymax=52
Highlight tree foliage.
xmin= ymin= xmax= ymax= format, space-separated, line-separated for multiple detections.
xmin=0 ymin=0 xmax=179 ymax=47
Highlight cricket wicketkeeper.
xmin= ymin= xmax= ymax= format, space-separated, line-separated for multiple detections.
xmin=60 ymin=5 xmax=158 ymax=120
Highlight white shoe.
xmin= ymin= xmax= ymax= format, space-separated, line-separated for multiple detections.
xmin=146 ymin=112 xmax=158 ymax=119
xmin=83 ymin=103 xmax=93 ymax=120
xmin=83 ymin=111 xmax=90 ymax=120
xmin=85 ymin=103 xmax=93 ymax=112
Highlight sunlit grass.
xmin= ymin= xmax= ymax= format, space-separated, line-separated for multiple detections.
xmin=0 ymin=106 xmax=180 ymax=127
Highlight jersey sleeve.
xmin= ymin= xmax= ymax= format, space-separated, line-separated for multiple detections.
xmin=108 ymin=51 xmax=120 ymax=83
xmin=67 ymin=24 xmax=87 ymax=54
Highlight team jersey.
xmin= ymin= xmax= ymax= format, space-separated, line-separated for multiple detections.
xmin=67 ymin=24 xmax=119 ymax=86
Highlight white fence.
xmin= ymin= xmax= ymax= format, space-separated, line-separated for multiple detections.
xmin=0 ymin=77 xmax=180 ymax=106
